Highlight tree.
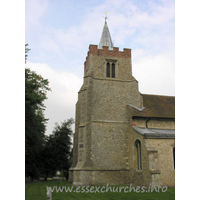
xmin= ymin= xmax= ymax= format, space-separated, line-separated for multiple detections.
xmin=25 ymin=43 xmax=31 ymax=63
xmin=25 ymin=68 xmax=51 ymax=179
xmin=41 ymin=118 xmax=74 ymax=180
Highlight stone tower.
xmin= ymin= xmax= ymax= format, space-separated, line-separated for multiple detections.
xmin=69 ymin=20 xmax=143 ymax=185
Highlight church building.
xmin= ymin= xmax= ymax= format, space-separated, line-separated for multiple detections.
xmin=69 ymin=19 xmax=175 ymax=187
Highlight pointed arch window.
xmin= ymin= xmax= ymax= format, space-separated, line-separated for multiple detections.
xmin=135 ymin=140 xmax=142 ymax=170
xmin=106 ymin=62 xmax=115 ymax=78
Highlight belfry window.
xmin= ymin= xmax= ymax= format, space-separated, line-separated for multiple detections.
xmin=106 ymin=63 xmax=110 ymax=77
xmin=106 ymin=62 xmax=115 ymax=78
xmin=135 ymin=140 xmax=142 ymax=170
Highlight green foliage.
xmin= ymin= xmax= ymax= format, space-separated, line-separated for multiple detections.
xmin=25 ymin=66 xmax=73 ymax=180
xmin=25 ymin=45 xmax=73 ymax=180
xmin=41 ymin=118 xmax=74 ymax=180
xmin=25 ymin=68 xmax=51 ymax=179
xmin=25 ymin=43 xmax=31 ymax=63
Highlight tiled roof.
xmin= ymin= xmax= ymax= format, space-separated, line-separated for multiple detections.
xmin=128 ymin=94 xmax=175 ymax=118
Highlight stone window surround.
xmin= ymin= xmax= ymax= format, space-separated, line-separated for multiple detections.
xmin=105 ymin=59 xmax=118 ymax=79
xmin=134 ymin=139 xmax=142 ymax=171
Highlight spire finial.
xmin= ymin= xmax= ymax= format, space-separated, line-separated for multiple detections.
xmin=102 ymin=12 xmax=109 ymax=23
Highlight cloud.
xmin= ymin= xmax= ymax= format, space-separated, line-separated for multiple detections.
xmin=25 ymin=0 xmax=48 ymax=27
xmin=132 ymin=53 xmax=175 ymax=96
xmin=26 ymin=0 xmax=174 ymax=61
xmin=26 ymin=62 xmax=83 ymax=134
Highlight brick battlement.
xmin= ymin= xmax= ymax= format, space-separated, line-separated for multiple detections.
xmin=84 ymin=45 xmax=131 ymax=69
xmin=89 ymin=45 xmax=131 ymax=58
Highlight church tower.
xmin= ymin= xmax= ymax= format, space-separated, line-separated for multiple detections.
xmin=69 ymin=19 xmax=143 ymax=185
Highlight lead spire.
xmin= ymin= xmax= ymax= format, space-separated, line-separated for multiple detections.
xmin=99 ymin=12 xmax=113 ymax=50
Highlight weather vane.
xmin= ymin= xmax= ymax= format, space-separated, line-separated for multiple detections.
xmin=102 ymin=12 xmax=109 ymax=22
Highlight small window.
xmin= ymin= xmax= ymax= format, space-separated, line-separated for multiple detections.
xmin=173 ymin=147 xmax=175 ymax=169
xmin=135 ymin=140 xmax=142 ymax=170
xmin=106 ymin=63 xmax=110 ymax=77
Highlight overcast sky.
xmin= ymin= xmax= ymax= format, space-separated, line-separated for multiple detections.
xmin=25 ymin=0 xmax=175 ymax=135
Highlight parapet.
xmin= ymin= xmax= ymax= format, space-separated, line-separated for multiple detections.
xmin=89 ymin=45 xmax=131 ymax=58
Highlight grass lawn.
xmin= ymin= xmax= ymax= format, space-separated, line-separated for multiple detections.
xmin=25 ymin=180 xmax=175 ymax=200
